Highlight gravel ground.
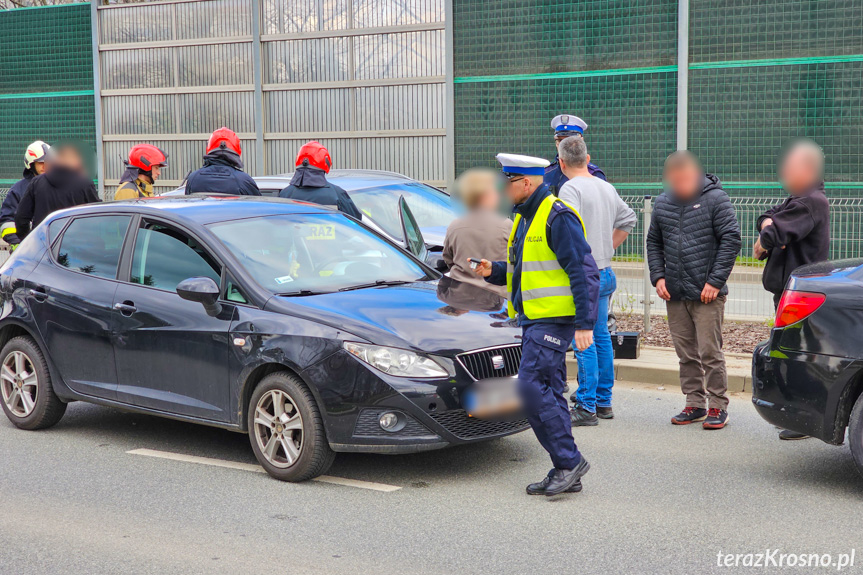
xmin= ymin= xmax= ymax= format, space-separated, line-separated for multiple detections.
xmin=614 ymin=314 xmax=771 ymax=354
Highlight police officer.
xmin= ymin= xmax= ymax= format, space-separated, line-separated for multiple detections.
xmin=114 ymin=144 xmax=168 ymax=200
xmin=544 ymin=114 xmax=606 ymax=196
xmin=474 ymin=153 xmax=599 ymax=496
xmin=279 ymin=141 xmax=362 ymax=219
xmin=0 ymin=141 xmax=50 ymax=248
xmin=185 ymin=127 xmax=261 ymax=196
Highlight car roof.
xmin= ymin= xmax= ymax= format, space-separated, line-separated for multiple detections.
xmin=51 ymin=195 xmax=339 ymax=226
xmin=256 ymin=169 xmax=437 ymax=193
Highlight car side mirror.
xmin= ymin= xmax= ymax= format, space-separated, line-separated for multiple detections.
xmin=177 ymin=276 xmax=222 ymax=317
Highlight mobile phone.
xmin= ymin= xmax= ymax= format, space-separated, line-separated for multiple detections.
xmin=468 ymin=258 xmax=483 ymax=270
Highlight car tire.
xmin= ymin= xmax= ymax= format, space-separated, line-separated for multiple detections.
xmin=0 ymin=335 xmax=66 ymax=430
xmin=247 ymin=372 xmax=335 ymax=482
xmin=848 ymin=392 xmax=863 ymax=478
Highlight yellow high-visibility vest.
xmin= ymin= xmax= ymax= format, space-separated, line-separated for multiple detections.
xmin=506 ymin=194 xmax=586 ymax=320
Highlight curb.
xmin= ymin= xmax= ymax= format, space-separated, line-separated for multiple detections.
xmin=565 ymin=351 xmax=753 ymax=395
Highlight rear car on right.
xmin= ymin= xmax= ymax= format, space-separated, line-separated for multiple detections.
xmin=752 ymin=259 xmax=863 ymax=476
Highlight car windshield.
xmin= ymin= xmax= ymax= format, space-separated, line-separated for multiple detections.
xmin=348 ymin=182 xmax=462 ymax=240
xmin=208 ymin=213 xmax=431 ymax=295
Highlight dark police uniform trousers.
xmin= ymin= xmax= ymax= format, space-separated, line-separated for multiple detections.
xmin=519 ymin=322 xmax=580 ymax=470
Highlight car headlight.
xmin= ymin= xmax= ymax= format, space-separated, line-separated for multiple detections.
xmin=344 ymin=342 xmax=450 ymax=378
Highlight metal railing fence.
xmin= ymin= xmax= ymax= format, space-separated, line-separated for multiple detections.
xmin=611 ymin=195 xmax=863 ymax=323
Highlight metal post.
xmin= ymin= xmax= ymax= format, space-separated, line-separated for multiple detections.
xmin=250 ymin=0 xmax=265 ymax=176
xmin=642 ymin=196 xmax=653 ymax=333
xmin=444 ymin=0 xmax=455 ymax=188
xmin=676 ymin=0 xmax=689 ymax=151
xmin=90 ymin=0 xmax=105 ymax=198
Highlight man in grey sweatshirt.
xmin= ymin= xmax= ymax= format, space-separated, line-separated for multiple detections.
xmin=557 ymin=136 xmax=637 ymax=425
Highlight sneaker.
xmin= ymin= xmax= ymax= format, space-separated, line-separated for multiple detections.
xmin=570 ymin=405 xmax=598 ymax=427
xmin=778 ymin=429 xmax=810 ymax=440
xmin=596 ymin=406 xmax=614 ymax=420
xmin=671 ymin=406 xmax=707 ymax=425
xmin=703 ymin=408 xmax=729 ymax=429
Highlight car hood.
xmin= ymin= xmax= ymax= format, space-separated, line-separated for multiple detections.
xmin=265 ymin=278 xmax=520 ymax=354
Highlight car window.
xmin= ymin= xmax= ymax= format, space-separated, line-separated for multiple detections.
xmin=208 ymin=213 xmax=430 ymax=294
xmin=48 ymin=217 xmax=70 ymax=245
xmin=56 ymin=215 xmax=131 ymax=279
xmin=348 ymin=183 xmax=462 ymax=240
xmin=225 ymin=275 xmax=249 ymax=304
xmin=130 ymin=223 xmax=221 ymax=292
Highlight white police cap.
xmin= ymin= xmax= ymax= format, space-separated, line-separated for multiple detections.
xmin=551 ymin=114 xmax=588 ymax=135
xmin=495 ymin=153 xmax=550 ymax=177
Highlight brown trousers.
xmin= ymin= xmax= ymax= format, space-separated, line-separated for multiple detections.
xmin=666 ymin=296 xmax=729 ymax=410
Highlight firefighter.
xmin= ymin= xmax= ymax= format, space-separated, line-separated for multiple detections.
xmin=185 ymin=127 xmax=260 ymax=196
xmin=278 ymin=141 xmax=362 ymax=219
xmin=0 ymin=141 xmax=50 ymax=248
xmin=114 ymin=144 xmax=169 ymax=200
xmin=474 ymin=153 xmax=599 ymax=497
xmin=544 ymin=114 xmax=607 ymax=196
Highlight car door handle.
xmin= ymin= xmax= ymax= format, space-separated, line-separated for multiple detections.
xmin=114 ymin=302 xmax=137 ymax=316
xmin=29 ymin=288 xmax=48 ymax=302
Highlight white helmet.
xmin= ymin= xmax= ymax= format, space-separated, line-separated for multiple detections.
xmin=24 ymin=141 xmax=50 ymax=169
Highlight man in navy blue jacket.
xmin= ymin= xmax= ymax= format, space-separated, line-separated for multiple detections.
xmin=185 ymin=128 xmax=260 ymax=196
xmin=475 ymin=153 xmax=598 ymax=497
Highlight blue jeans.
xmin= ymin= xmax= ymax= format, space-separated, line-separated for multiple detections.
xmin=575 ymin=268 xmax=616 ymax=413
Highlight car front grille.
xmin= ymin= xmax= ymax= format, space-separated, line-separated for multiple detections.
xmin=457 ymin=345 xmax=521 ymax=380
xmin=428 ymin=409 xmax=530 ymax=440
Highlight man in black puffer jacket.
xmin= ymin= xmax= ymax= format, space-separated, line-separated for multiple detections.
xmin=647 ymin=151 xmax=741 ymax=430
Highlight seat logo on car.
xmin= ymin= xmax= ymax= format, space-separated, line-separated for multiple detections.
xmin=492 ymin=355 xmax=505 ymax=370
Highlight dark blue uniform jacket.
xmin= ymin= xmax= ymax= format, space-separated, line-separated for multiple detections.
xmin=185 ymin=150 xmax=261 ymax=196
xmin=486 ymin=184 xmax=599 ymax=330
xmin=544 ymin=157 xmax=606 ymax=196
xmin=278 ymin=167 xmax=363 ymax=220
xmin=0 ymin=171 xmax=35 ymax=227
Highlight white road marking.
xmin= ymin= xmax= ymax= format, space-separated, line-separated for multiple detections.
xmin=127 ymin=448 xmax=401 ymax=492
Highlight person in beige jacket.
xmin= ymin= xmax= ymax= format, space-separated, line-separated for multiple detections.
xmin=442 ymin=168 xmax=512 ymax=297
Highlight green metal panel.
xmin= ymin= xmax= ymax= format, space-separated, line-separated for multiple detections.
xmin=454 ymin=72 xmax=677 ymax=179
xmin=0 ymin=3 xmax=95 ymax=183
xmin=453 ymin=0 xmax=677 ymax=77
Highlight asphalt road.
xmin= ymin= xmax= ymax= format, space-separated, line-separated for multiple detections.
xmin=2 ymin=383 xmax=862 ymax=575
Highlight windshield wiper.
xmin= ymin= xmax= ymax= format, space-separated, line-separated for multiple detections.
xmin=338 ymin=279 xmax=415 ymax=292
xmin=277 ymin=289 xmax=333 ymax=297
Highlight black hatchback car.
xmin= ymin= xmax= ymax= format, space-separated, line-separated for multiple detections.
xmin=0 ymin=196 xmax=527 ymax=481
xmin=752 ymin=259 xmax=863 ymax=476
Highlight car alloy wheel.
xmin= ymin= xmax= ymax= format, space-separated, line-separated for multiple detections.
xmin=253 ymin=389 xmax=304 ymax=469
xmin=1 ymin=350 xmax=39 ymax=418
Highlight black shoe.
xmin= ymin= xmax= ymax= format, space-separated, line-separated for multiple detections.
xmin=671 ymin=406 xmax=707 ymax=425
xmin=545 ymin=457 xmax=590 ymax=496
xmin=570 ymin=405 xmax=598 ymax=427
xmin=526 ymin=468 xmax=583 ymax=495
xmin=569 ymin=390 xmax=578 ymax=404
xmin=703 ymin=408 xmax=729 ymax=429
xmin=596 ymin=406 xmax=614 ymax=420
xmin=779 ymin=429 xmax=810 ymax=440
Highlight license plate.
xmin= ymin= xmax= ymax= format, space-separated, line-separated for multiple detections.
xmin=462 ymin=377 xmax=521 ymax=418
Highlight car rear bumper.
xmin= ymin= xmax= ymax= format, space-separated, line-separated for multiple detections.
xmin=752 ymin=338 xmax=861 ymax=444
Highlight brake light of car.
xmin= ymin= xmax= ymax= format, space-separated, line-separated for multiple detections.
xmin=774 ymin=290 xmax=826 ymax=328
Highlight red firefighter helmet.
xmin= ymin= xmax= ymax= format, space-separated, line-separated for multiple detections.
xmin=295 ymin=141 xmax=332 ymax=173
xmin=206 ymin=127 xmax=242 ymax=155
xmin=127 ymin=144 xmax=168 ymax=172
